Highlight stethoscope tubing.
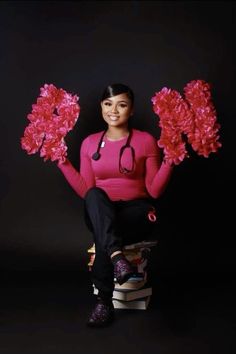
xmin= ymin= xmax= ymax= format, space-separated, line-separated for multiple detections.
xmin=92 ymin=129 xmax=135 ymax=174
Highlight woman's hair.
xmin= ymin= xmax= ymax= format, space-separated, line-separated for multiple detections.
xmin=101 ymin=83 xmax=134 ymax=106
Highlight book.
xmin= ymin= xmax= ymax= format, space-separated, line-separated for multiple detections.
xmin=114 ymin=280 xmax=147 ymax=290
xmin=93 ymin=285 xmax=152 ymax=301
xmin=114 ymin=273 xmax=144 ymax=282
xmin=123 ymin=240 xmax=158 ymax=250
xmin=87 ymin=244 xmax=95 ymax=253
xmin=129 ymin=258 xmax=148 ymax=274
xmin=114 ymin=272 xmax=147 ymax=290
xmin=88 ymin=253 xmax=95 ymax=266
xmin=112 ymin=296 xmax=151 ymax=310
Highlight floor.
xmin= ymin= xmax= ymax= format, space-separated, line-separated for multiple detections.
xmin=0 ymin=269 xmax=235 ymax=354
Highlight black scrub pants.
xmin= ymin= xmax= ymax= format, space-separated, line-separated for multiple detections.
xmin=84 ymin=187 xmax=158 ymax=299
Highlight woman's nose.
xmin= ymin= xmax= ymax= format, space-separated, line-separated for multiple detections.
xmin=111 ymin=105 xmax=118 ymax=113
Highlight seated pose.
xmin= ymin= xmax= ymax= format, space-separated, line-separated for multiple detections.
xmin=57 ymin=83 xmax=173 ymax=327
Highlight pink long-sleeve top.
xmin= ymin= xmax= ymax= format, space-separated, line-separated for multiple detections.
xmin=58 ymin=129 xmax=173 ymax=201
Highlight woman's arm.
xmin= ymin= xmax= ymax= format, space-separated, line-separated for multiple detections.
xmin=57 ymin=137 xmax=95 ymax=198
xmin=144 ymin=134 xmax=174 ymax=198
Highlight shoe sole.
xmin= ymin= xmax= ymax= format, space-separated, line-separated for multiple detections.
xmin=87 ymin=316 xmax=114 ymax=328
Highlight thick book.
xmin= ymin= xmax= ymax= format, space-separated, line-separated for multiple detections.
xmin=93 ymin=285 xmax=152 ymax=301
xmin=87 ymin=244 xmax=95 ymax=253
xmin=88 ymin=253 xmax=95 ymax=267
xmin=114 ymin=272 xmax=147 ymax=290
xmin=112 ymin=296 xmax=151 ymax=310
xmin=114 ymin=280 xmax=147 ymax=290
xmin=114 ymin=273 xmax=144 ymax=282
xmin=131 ymin=258 xmax=148 ymax=274
xmin=123 ymin=240 xmax=158 ymax=250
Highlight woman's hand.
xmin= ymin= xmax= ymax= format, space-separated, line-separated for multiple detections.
xmin=57 ymin=158 xmax=69 ymax=167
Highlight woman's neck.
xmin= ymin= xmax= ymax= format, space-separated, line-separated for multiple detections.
xmin=106 ymin=127 xmax=129 ymax=140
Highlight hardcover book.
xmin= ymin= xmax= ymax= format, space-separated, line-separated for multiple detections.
xmin=93 ymin=285 xmax=152 ymax=301
xmin=123 ymin=240 xmax=158 ymax=250
xmin=114 ymin=272 xmax=148 ymax=290
xmin=112 ymin=296 xmax=151 ymax=310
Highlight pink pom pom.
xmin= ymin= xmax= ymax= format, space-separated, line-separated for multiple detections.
xmin=40 ymin=135 xmax=68 ymax=163
xmin=152 ymin=80 xmax=222 ymax=165
xmin=183 ymin=80 xmax=222 ymax=157
xmin=21 ymin=84 xmax=80 ymax=162
xmin=21 ymin=124 xmax=45 ymax=154
xmin=151 ymin=88 xmax=195 ymax=165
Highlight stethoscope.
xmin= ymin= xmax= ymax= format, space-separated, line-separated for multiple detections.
xmin=92 ymin=129 xmax=157 ymax=222
xmin=92 ymin=129 xmax=135 ymax=174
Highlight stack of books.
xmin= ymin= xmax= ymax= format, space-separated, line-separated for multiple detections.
xmin=87 ymin=240 xmax=158 ymax=310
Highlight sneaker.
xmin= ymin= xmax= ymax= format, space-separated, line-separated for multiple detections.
xmin=87 ymin=299 xmax=114 ymax=328
xmin=114 ymin=257 xmax=133 ymax=285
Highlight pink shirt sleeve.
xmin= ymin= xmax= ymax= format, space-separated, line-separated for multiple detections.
xmin=57 ymin=137 xmax=95 ymax=198
xmin=144 ymin=133 xmax=173 ymax=198
xmin=80 ymin=136 xmax=96 ymax=190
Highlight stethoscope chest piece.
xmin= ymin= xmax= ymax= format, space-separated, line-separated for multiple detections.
xmin=92 ymin=152 xmax=101 ymax=161
xmin=92 ymin=130 xmax=107 ymax=161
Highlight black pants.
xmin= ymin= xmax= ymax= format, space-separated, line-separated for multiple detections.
xmin=84 ymin=187 xmax=158 ymax=298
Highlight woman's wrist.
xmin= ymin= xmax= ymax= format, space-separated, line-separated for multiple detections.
xmin=57 ymin=158 xmax=68 ymax=168
xmin=163 ymin=160 xmax=174 ymax=168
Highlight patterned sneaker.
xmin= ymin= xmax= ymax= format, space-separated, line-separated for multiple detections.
xmin=87 ymin=299 xmax=114 ymax=328
xmin=114 ymin=257 xmax=134 ymax=285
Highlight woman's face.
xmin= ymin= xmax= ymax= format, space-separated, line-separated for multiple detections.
xmin=101 ymin=93 xmax=133 ymax=129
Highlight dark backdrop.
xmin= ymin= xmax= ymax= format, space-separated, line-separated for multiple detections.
xmin=0 ymin=1 xmax=235 ymax=278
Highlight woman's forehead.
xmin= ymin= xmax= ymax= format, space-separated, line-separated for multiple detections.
xmin=103 ymin=93 xmax=131 ymax=102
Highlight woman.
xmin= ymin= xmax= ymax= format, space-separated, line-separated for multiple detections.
xmin=58 ymin=83 xmax=173 ymax=327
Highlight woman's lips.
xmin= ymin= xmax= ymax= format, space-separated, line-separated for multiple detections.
xmin=109 ymin=115 xmax=119 ymax=121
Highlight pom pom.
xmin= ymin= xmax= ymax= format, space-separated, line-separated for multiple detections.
xmin=152 ymin=80 xmax=222 ymax=165
xmin=21 ymin=84 xmax=80 ymax=163
xmin=151 ymin=88 xmax=195 ymax=165
xmin=183 ymin=80 xmax=222 ymax=157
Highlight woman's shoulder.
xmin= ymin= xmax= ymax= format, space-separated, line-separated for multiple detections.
xmin=82 ymin=131 xmax=104 ymax=144
xmin=132 ymin=129 xmax=159 ymax=155
xmin=132 ymin=129 xmax=157 ymax=142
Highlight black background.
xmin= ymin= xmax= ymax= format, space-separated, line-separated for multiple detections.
xmin=0 ymin=0 xmax=235 ymax=278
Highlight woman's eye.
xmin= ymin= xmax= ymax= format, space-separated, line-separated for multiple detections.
xmin=119 ymin=104 xmax=127 ymax=108
xmin=104 ymin=102 xmax=111 ymax=106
